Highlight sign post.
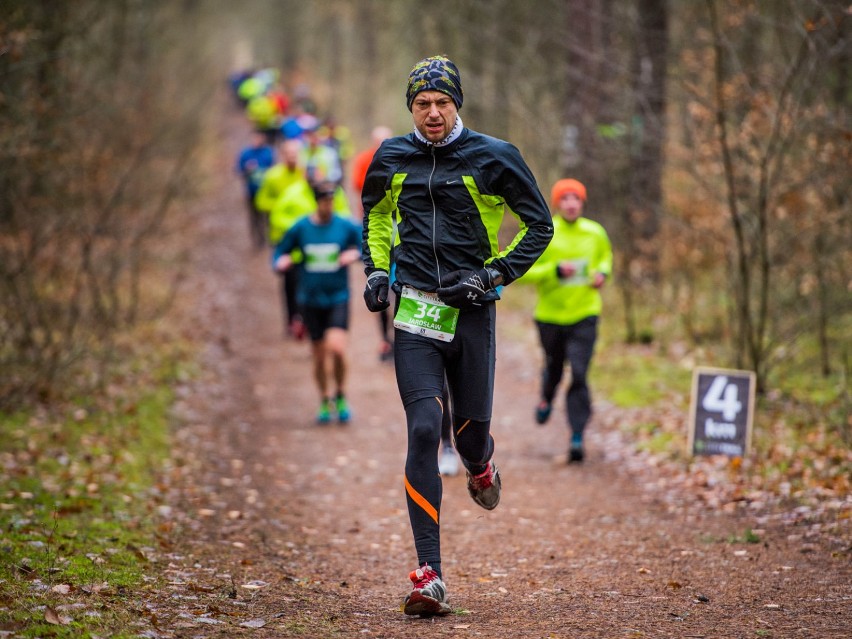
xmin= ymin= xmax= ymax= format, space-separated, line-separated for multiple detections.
xmin=688 ymin=367 xmax=756 ymax=458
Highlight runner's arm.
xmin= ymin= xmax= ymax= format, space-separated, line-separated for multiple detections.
xmin=482 ymin=143 xmax=553 ymax=285
xmin=361 ymin=152 xmax=395 ymax=275
xmin=271 ymin=224 xmax=300 ymax=270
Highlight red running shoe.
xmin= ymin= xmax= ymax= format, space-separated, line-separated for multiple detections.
xmin=288 ymin=317 xmax=307 ymax=341
xmin=466 ymin=461 xmax=501 ymax=510
xmin=402 ymin=565 xmax=451 ymax=617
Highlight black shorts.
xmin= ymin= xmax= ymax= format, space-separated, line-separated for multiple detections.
xmin=301 ymin=301 xmax=349 ymax=342
xmin=393 ymin=302 xmax=496 ymax=421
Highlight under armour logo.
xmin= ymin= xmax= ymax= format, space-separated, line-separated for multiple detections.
xmin=467 ymin=291 xmax=477 ymax=300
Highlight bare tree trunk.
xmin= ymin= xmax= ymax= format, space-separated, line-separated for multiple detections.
xmin=628 ymin=0 xmax=668 ymax=279
xmin=708 ymin=0 xmax=760 ymax=387
xmin=563 ymin=0 xmax=604 ymax=173
xmin=814 ymin=234 xmax=832 ymax=376
xmin=358 ymin=0 xmax=379 ymax=127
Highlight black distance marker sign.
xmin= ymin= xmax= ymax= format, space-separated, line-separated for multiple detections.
xmin=688 ymin=367 xmax=755 ymax=458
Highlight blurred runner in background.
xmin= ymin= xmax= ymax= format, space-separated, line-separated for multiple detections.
xmin=437 ymin=380 xmax=458 ymax=476
xmin=352 ymin=125 xmax=395 ymax=361
xmin=273 ymin=181 xmax=361 ymax=424
xmin=235 ymin=129 xmax=275 ymax=250
xmin=520 ymin=178 xmax=612 ymax=463
xmin=257 ymin=140 xmax=308 ymax=338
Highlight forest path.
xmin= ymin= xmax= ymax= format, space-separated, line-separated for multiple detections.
xmin=150 ymin=105 xmax=849 ymax=639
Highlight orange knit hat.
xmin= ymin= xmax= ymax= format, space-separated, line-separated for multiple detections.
xmin=551 ymin=178 xmax=587 ymax=205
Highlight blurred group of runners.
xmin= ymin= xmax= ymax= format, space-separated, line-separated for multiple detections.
xmin=230 ymin=67 xmax=359 ymax=424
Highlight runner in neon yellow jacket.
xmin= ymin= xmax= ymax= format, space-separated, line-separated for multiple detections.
xmin=256 ymin=139 xmax=308 ymax=337
xmin=245 ymin=94 xmax=279 ymax=139
xmin=269 ymin=178 xmax=350 ymax=245
xmin=255 ymin=139 xmax=305 ymax=224
xmin=519 ymin=178 xmax=612 ymax=463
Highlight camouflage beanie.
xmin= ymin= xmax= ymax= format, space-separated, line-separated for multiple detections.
xmin=405 ymin=55 xmax=463 ymax=111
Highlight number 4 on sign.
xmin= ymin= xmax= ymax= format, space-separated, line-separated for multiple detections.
xmin=702 ymin=376 xmax=742 ymax=421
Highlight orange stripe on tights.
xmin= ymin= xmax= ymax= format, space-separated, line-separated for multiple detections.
xmin=404 ymin=474 xmax=439 ymax=524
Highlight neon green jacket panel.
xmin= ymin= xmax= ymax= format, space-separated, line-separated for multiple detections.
xmin=268 ymin=180 xmax=314 ymax=245
xmin=255 ymin=164 xmax=304 ymax=215
xmin=363 ymin=173 xmax=405 ymax=274
xmin=521 ymin=216 xmax=613 ymax=325
xmin=246 ymin=95 xmax=278 ymax=129
xmin=237 ymin=77 xmax=264 ymax=101
xmin=268 ymin=180 xmax=351 ymax=245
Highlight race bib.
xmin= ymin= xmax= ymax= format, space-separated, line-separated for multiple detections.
xmin=394 ymin=287 xmax=459 ymax=342
xmin=304 ymin=243 xmax=340 ymax=273
xmin=559 ymin=258 xmax=590 ymax=286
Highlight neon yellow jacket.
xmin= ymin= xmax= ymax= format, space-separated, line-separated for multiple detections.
xmin=245 ymin=95 xmax=278 ymax=129
xmin=268 ymin=179 xmax=351 ymax=245
xmin=254 ymin=164 xmax=304 ymax=216
xmin=237 ymin=76 xmax=264 ymax=101
xmin=520 ymin=215 xmax=612 ymax=325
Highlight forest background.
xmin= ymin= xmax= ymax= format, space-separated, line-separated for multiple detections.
xmin=0 ymin=0 xmax=849 ymax=634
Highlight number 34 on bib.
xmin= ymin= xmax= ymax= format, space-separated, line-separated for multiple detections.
xmin=394 ymin=286 xmax=460 ymax=342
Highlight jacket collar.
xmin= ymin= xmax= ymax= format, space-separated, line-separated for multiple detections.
xmin=413 ymin=115 xmax=464 ymax=148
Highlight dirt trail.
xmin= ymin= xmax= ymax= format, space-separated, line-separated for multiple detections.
xmin=150 ymin=109 xmax=850 ymax=638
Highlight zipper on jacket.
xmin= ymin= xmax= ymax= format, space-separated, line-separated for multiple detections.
xmin=428 ymin=146 xmax=441 ymax=287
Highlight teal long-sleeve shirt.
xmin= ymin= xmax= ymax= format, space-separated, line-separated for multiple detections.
xmin=520 ymin=215 xmax=612 ymax=326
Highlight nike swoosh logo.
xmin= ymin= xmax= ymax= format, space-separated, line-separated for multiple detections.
xmin=446 ymin=179 xmax=458 ymax=184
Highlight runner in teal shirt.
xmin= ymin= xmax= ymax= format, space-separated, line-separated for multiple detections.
xmin=273 ymin=182 xmax=361 ymax=425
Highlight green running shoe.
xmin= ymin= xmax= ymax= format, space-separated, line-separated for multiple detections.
xmin=336 ymin=395 xmax=351 ymax=424
xmin=316 ymin=399 xmax=332 ymax=425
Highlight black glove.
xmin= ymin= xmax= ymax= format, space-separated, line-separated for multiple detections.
xmin=364 ymin=270 xmax=390 ymax=312
xmin=436 ymin=267 xmax=498 ymax=308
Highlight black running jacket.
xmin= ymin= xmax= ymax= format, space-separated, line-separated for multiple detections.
xmin=361 ymin=127 xmax=553 ymax=296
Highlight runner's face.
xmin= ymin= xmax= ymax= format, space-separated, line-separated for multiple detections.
xmin=557 ymin=193 xmax=583 ymax=222
xmin=281 ymin=141 xmax=301 ymax=167
xmin=316 ymin=195 xmax=334 ymax=221
xmin=411 ymin=90 xmax=458 ymax=143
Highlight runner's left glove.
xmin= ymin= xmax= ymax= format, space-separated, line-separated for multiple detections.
xmin=364 ymin=270 xmax=390 ymax=312
xmin=436 ymin=267 xmax=499 ymax=308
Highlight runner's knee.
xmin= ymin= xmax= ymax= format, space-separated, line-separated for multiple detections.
xmin=324 ymin=328 xmax=347 ymax=354
xmin=405 ymin=397 xmax=443 ymax=451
